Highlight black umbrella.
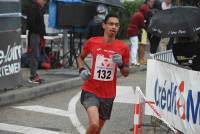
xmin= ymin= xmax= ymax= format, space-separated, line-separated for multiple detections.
xmin=148 ymin=6 xmax=200 ymax=37
xmin=83 ymin=0 xmax=124 ymax=9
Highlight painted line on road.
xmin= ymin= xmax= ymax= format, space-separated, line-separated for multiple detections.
xmin=12 ymin=86 xmax=135 ymax=134
xmin=65 ymin=86 xmax=136 ymax=134
xmin=13 ymin=92 xmax=86 ymax=134
xmin=0 ymin=123 xmax=67 ymax=134
xmin=67 ymin=91 xmax=86 ymax=134
xmin=14 ymin=105 xmax=69 ymax=117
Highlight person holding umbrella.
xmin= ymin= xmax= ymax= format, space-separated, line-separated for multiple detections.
xmin=86 ymin=4 xmax=108 ymax=39
xmin=77 ymin=14 xmax=130 ymax=134
xmin=159 ymin=0 xmax=175 ymax=51
xmin=144 ymin=0 xmax=162 ymax=54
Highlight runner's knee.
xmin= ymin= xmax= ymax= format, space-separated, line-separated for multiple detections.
xmin=89 ymin=123 xmax=100 ymax=132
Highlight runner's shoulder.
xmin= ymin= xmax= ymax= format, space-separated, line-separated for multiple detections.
xmin=115 ymin=39 xmax=129 ymax=49
xmin=88 ymin=36 xmax=103 ymax=44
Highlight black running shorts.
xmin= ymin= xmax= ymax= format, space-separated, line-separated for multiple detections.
xmin=80 ymin=90 xmax=115 ymax=120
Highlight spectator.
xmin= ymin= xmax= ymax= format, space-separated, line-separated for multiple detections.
xmin=159 ymin=0 xmax=174 ymax=51
xmin=127 ymin=4 xmax=150 ymax=66
xmin=138 ymin=28 xmax=148 ymax=64
xmin=77 ymin=14 xmax=130 ymax=134
xmin=147 ymin=0 xmax=160 ymax=9
xmin=161 ymin=0 xmax=173 ymax=9
xmin=172 ymin=35 xmax=200 ymax=71
xmin=144 ymin=0 xmax=161 ymax=54
xmin=27 ymin=0 xmax=47 ymax=84
xmin=143 ymin=0 xmax=161 ymax=9
xmin=86 ymin=4 xmax=108 ymax=39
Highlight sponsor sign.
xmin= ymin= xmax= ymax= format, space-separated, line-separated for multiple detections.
xmin=0 ymin=30 xmax=21 ymax=89
xmin=145 ymin=59 xmax=200 ymax=134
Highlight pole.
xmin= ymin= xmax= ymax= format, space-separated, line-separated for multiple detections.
xmin=133 ymin=88 xmax=141 ymax=134
xmin=63 ymin=29 xmax=69 ymax=68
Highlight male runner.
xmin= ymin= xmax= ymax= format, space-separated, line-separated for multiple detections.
xmin=77 ymin=14 xmax=130 ymax=134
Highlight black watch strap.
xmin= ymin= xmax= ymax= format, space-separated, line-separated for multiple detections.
xmin=118 ymin=64 xmax=129 ymax=69
xmin=79 ymin=67 xmax=86 ymax=74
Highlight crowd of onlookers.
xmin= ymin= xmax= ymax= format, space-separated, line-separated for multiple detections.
xmin=126 ymin=0 xmax=200 ymax=71
xmin=23 ymin=0 xmax=200 ymax=84
xmin=127 ymin=0 xmax=174 ymax=66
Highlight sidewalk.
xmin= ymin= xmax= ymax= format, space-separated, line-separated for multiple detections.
xmin=0 ymin=48 xmax=150 ymax=107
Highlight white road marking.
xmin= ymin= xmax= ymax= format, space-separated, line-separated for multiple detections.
xmin=115 ymin=86 xmax=136 ymax=104
xmin=14 ymin=92 xmax=86 ymax=134
xmin=11 ymin=86 xmax=135 ymax=134
xmin=0 ymin=123 xmax=67 ymax=134
xmin=14 ymin=105 xmax=69 ymax=117
xmin=67 ymin=92 xmax=86 ymax=134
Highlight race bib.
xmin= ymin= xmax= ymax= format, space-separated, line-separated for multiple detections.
xmin=93 ymin=55 xmax=115 ymax=81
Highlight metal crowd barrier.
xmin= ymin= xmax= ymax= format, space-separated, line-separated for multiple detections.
xmin=151 ymin=50 xmax=178 ymax=64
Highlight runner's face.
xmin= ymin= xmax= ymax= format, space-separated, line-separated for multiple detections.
xmin=103 ymin=17 xmax=120 ymax=38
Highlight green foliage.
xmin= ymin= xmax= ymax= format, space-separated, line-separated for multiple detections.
xmin=115 ymin=0 xmax=144 ymax=39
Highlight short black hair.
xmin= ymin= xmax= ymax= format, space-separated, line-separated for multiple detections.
xmin=104 ymin=14 xmax=119 ymax=23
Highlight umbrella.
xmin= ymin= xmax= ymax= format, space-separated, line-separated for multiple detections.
xmin=148 ymin=6 xmax=200 ymax=38
xmin=83 ymin=0 xmax=124 ymax=9
xmin=56 ymin=0 xmax=83 ymax=2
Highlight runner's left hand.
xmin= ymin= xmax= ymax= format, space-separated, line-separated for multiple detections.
xmin=112 ymin=53 xmax=123 ymax=66
xmin=79 ymin=68 xmax=91 ymax=80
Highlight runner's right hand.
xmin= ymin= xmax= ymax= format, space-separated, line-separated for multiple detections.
xmin=79 ymin=68 xmax=91 ymax=80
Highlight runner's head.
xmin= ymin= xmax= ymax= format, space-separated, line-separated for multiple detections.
xmin=102 ymin=14 xmax=120 ymax=39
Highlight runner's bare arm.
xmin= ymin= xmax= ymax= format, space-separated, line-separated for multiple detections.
xmin=77 ymin=51 xmax=88 ymax=70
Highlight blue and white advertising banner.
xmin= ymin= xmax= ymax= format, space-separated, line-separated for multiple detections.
xmin=145 ymin=59 xmax=200 ymax=134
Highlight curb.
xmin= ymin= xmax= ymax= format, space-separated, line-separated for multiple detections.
xmin=0 ymin=65 xmax=146 ymax=106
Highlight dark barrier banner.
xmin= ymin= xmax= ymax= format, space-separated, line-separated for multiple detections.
xmin=0 ymin=30 xmax=21 ymax=90
xmin=0 ymin=0 xmax=21 ymax=90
